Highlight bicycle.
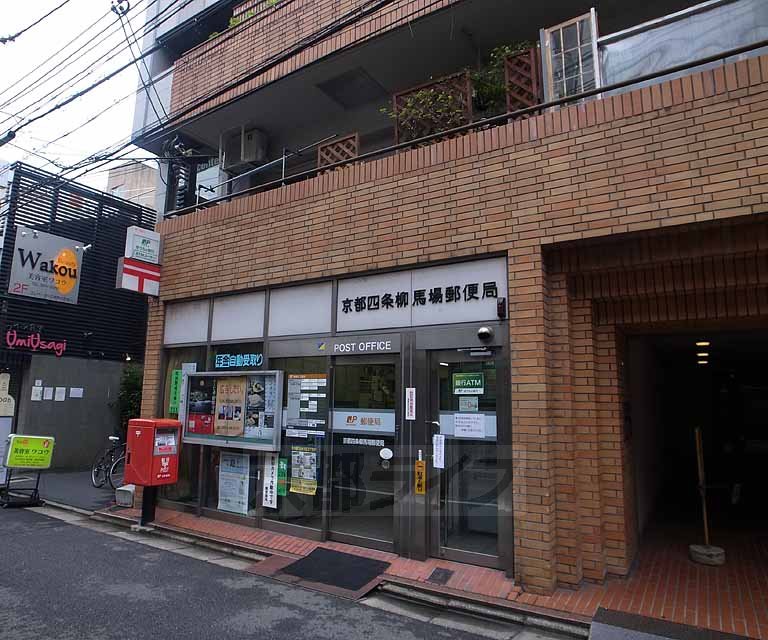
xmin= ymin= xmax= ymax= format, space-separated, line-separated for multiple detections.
xmin=90 ymin=436 xmax=126 ymax=490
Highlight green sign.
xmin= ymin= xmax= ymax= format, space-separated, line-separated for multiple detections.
xmin=452 ymin=372 xmax=484 ymax=395
xmin=277 ymin=458 xmax=287 ymax=496
xmin=168 ymin=369 xmax=182 ymax=414
xmin=5 ymin=435 xmax=55 ymax=469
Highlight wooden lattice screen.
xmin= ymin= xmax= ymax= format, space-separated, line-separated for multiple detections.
xmin=393 ymin=71 xmax=473 ymax=144
xmin=317 ymin=133 xmax=360 ymax=168
xmin=505 ymin=47 xmax=543 ymax=115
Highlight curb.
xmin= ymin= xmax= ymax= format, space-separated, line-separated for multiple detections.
xmin=57 ymin=504 xmax=588 ymax=638
xmin=378 ymin=582 xmax=589 ymax=638
xmin=90 ymin=509 xmax=267 ymax=562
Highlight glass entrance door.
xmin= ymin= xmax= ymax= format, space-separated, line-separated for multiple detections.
xmin=329 ymin=356 xmax=399 ymax=548
xmin=428 ymin=350 xmax=506 ymax=567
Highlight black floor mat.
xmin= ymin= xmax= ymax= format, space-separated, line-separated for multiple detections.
xmin=279 ymin=548 xmax=390 ymax=591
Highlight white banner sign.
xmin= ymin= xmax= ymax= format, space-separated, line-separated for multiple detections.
xmin=405 ymin=387 xmax=416 ymax=421
xmin=337 ymin=257 xmax=508 ymax=332
xmin=432 ymin=433 xmax=445 ymax=469
xmin=263 ymin=452 xmax=278 ymax=509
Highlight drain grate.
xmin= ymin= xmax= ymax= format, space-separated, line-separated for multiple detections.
xmin=426 ymin=567 xmax=454 ymax=585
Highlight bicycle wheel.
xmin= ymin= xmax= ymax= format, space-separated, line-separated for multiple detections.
xmin=108 ymin=455 xmax=126 ymax=490
xmin=90 ymin=450 xmax=109 ymax=488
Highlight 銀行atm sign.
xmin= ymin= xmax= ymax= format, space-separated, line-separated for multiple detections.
xmin=452 ymin=373 xmax=484 ymax=395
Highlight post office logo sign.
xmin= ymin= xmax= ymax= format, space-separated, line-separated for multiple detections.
xmin=8 ymin=226 xmax=84 ymax=305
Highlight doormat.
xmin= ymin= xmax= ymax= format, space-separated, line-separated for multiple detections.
xmin=426 ymin=567 xmax=454 ymax=585
xmin=280 ymin=548 xmax=390 ymax=592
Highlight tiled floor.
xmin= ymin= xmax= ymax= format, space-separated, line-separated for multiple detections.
xmin=110 ymin=507 xmax=768 ymax=639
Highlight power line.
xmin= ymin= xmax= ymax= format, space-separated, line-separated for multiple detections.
xmin=7 ymin=0 xmax=413 ymax=209
xmin=0 ymin=0 xmax=157 ymax=128
xmin=0 ymin=0 xmax=74 ymax=45
xmin=0 ymin=0 xmax=194 ymax=141
xmin=113 ymin=0 xmax=168 ymax=123
xmin=0 ymin=6 xmax=114 ymax=106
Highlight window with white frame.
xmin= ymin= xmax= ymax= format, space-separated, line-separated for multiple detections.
xmin=542 ymin=10 xmax=600 ymax=101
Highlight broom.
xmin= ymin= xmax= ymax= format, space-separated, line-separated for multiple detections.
xmin=689 ymin=427 xmax=725 ymax=566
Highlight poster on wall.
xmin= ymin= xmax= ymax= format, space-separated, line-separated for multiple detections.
xmin=263 ymin=452 xmax=278 ymax=509
xmin=289 ymin=444 xmax=318 ymax=495
xmin=187 ymin=376 xmax=215 ymax=435
xmin=214 ymin=377 xmax=246 ymax=437
xmin=454 ymin=413 xmax=485 ymax=438
xmin=182 ymin=371 xmax=284 ymax=452
xmin=244 ymin=374 xmax=277 ymax=441
xmin=286 ymin=374 xmax=328 ymax=429
xmin=218 ymin=452 xmax=250 ymax=515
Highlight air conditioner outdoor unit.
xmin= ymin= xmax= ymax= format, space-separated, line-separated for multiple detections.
xmin=220 ymin=126 xmax=268 ymax=170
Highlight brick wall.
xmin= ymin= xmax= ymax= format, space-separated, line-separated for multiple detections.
xmin=147 ymin=58 xmax=768 ymax=592
xmin=169 ymin=0 xmax=460 ymax=118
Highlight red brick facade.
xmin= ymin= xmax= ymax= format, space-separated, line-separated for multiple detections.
xmin=146 ymin=56 xmax=768 ymax=593
xmin=169 ymin=0 xmax=461 ymax=117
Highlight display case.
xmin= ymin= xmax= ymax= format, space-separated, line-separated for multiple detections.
xmin=182 ymin=370 xmax=284 ymax=452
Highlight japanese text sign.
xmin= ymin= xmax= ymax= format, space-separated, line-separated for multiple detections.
xmin=5 ymin=435 xmax=55 ymax=469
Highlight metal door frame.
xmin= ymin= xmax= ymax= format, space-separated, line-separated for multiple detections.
xmin=327 ymin=353 xmax=403 ymax=553
xmin=414 ymin=321 xmax=513 ymax=574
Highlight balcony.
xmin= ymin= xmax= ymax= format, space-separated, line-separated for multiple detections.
xmin=145 ymin=0 xmax=768 ymax=216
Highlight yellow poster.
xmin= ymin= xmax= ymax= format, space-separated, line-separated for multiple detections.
xmin=289 ymin=445 xmax=318 ymax=495
xmin=214 ymin=377 xmax=246 ymax=437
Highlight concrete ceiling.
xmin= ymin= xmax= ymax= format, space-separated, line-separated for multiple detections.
xmin=161 ymin=0 xmax=696 ymax=155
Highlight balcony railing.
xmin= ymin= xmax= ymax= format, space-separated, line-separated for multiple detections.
xmin=164 ymin=35 xmax=768 ymax=221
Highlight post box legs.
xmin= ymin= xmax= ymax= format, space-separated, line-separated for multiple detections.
xmin=140 ymin=486 xmax=158 ymax=526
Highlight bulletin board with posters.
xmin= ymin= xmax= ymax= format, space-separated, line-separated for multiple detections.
xmin=182 ymin=371 xmax=284 ymax=452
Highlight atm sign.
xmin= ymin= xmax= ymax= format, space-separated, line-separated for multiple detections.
xmin=452 ymin=373 xmax=484 ymax=395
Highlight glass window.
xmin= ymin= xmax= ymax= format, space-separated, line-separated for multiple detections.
xmin=160 ymin=346 xmax=206 ymax=504
xmin=330 ymin=361 xmax=397 ymax=542
xmin=263 ymin=357 xmax=327 ymax=529
xmin=333 ymin=363 xmax=396 ymax=410
xmin=543 ymin=12 xmax=598 ymax=100
xmin=435 ymin=358 xmax=500 ymax=556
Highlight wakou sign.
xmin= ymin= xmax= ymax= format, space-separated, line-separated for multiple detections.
xmin=8 ymin=226 xmax=84 ymax=305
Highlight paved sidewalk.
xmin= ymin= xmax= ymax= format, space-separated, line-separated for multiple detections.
xmin=37 ymin=470 xmax=115 ymax=511
xmin=104 ymin=506 xmax=767 ymax=639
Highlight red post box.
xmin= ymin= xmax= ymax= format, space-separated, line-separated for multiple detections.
xmin=124 ymin=418 xmax=181 ymax=487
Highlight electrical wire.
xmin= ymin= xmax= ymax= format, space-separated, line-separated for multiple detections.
xmin=119 ymin=2 xmax=169 ymax=119
xmin=114 ymin=2 xmax=164 ymax=125
xmin=0 ymin=0 xmax=193 ymax=132
xmin=7 ymin=0 xmax=413 ymax=211
xmin=0 ymin=3 xmax=142 ymax=116
xmin=0 ymin=0 xmax=191 ymax=140
xmin=0 ymin=0 xmax=158 ymax=128
xmin=0 ymin=0 xmax=74 ymax=45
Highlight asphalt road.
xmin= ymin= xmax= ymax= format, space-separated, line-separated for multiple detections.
xmin=0 ymin=508 xmax=562 ymax=640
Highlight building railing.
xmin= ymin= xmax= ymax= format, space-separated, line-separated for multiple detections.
xmin=166 ymin=37 xmax=768 ymax=219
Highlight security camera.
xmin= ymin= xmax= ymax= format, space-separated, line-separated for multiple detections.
xmin=477 ymin=326 xmax=494 ymax=341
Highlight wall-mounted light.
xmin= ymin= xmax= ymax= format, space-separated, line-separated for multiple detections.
xmin=439 ymin=362 xmax=449 ymax=367
xmin=697 ymin=353 xmax=709 ymax=358
xmin=698 ymin=360 xmax=709 ymax=365
xmin=125 ymin=353 xmax=132 ymax=362
xmin=696 ymin=341 xmax=710 ymax=347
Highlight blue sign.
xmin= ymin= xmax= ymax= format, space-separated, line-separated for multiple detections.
xmin=214 ymin=353 xmax=264 ymax=369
